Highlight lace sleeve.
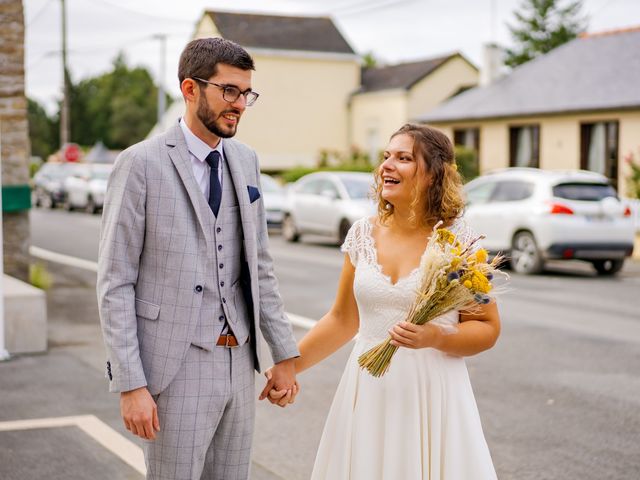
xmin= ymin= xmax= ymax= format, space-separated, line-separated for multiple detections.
xmin=450 ymin=218 xmax=482 ymax=252
xmin=340 ymin=218 xmax=366 ymax=266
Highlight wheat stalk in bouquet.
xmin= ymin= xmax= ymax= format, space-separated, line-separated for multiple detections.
xmin=358 ymin=223 xmax=506 ymax=378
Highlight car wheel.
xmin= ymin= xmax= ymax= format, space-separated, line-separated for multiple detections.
xmin=63 ymin=196 xmax=74 ymax=212
xmin=338 ymin=219 xmax=351 ymax=245
xmin=592 ymin=259 xmax=624 ymax=276
xmin=85 ymin=196 xmax=97 ymax=214
xmin=510 ymin=231 xmax=544 ymax=275
xmin=282 ymin=215 xmax=300 ymax=242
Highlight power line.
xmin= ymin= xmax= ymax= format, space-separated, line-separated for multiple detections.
xmin=26 ymin=0 xmax=56 ymax=27
xmin=338 ymin=0 xmax=420 ymax=16
xmin=91 ymin=0 xmax=194 ymax=24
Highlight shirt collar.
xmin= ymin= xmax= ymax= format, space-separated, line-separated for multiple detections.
xmin=179 ymin=117 xmax=224 ymax=163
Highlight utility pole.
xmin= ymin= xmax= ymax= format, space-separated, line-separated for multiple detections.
xmin=60 ymin=0 xmax=70 ymax=147
xmin=154 ymin=34 xmax=167 ymax=124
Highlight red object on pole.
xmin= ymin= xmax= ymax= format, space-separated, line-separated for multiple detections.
xmin=64 ymin=143 xmax=80 ymax=162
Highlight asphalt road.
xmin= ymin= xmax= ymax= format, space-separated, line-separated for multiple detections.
xmin=28 ymin=207 xmax=640 ymax=479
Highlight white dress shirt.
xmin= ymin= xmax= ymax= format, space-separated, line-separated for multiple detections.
xmin=179 ymin=118 xmax=224 ymax=200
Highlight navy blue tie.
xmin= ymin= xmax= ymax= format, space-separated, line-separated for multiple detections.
xmin=205 ymin=150 xmax=222 ymax=217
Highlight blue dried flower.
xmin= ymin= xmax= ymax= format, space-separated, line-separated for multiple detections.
xmin=486 ymin=272 xmax=494 ymax=280
xmin=474 ymin=293 xmax=484 ymax=303
xmin=447 ymin=271 xmax=460 ymax=282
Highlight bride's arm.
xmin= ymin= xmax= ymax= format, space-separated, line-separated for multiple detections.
xmin=388 ymin=302 xmax=501 ymax=357
xmin=294 ymin=255 xmax=360 ymax=374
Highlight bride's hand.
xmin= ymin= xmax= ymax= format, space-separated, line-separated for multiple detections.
xmin=389 ymin=322 xmax=442 ymax=349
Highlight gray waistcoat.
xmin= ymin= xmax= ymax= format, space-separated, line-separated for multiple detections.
xmin=190 ymin=155 xmax=250 ymax=350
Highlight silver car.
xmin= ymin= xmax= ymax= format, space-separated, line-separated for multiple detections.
xmin=63 ymin=164 xmax=112 ymax=213
xmin=282 ymin=171 xmax=376 ymax=243
xmin=463 ymin=168 xmax=635 ymax=275
xmin=260 ymin=173 xmax=286 ymax=228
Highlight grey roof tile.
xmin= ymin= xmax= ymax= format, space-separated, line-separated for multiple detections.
xmin=359 ymin=54 xmax=455 ymax=92
xmin=207 ymin=11 xmax=355 ymax=55
xmin=418 ymin=28 xmax=640 ymax=122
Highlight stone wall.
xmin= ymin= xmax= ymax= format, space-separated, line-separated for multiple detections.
xmin=0 ymin=0 xmax=30 ymax=281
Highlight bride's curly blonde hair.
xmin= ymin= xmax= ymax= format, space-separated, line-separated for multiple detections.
xmin=373 ymin=123 xmax=465 ymax=228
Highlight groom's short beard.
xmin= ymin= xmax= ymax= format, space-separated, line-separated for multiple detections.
xmin=197 ymin=94 xmax=239 ymax=139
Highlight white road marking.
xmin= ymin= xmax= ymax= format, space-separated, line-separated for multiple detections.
xmin=30 ymin=246 xmax=98 ymax=272
xmin=29 ymin=246 xmax=317 ymax=330
xmin=0 ymin=415 xmax=145 ymax=475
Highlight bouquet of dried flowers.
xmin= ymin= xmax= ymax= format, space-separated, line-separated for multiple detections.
xmin=358 ymin=223 xmax=505 ymax=377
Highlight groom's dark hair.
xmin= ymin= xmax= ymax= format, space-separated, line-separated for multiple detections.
xmin=178 ymin=37 xmax=255 ymax=85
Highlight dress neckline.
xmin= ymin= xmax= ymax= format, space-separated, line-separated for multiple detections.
xmin=364 ymin=217 xmax=428 ymax=288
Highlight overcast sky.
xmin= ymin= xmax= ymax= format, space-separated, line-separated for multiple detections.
xmin=25 ymin=0 xmax=640 ymax=113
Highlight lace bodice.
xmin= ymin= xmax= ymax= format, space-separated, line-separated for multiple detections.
xmin=341 ymin=217 xmax=477 ymax=346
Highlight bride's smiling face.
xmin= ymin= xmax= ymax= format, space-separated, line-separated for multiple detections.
xmin=379 ymin=133 xmax=430 ymax=209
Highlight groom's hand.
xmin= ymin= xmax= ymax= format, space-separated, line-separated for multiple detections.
xmin=120 ymin=386 xmax=160 ymax=440
xmin=259 ymin=359 xmax=299 ymax=407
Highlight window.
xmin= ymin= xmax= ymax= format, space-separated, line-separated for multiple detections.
xmin=464 ymin=181 xmax=496 ymax=206
xmin=490 ymin=180 xmax=535 ymax=202
xmin=509 ymin=125 xmax=540 ymax=168
xmin=341 ymin=178 xmax=371 ymax=200
xmin=317 ymin=179 xmax=340 ymax=198
xmin=454 ymin=128 xmax=480 ymax=178
xmin=299 ymin=179 xmax=323 ymax=195
xmin=553 ymin=182 xmax=617 ymax=201
xmin=580 ymin=121 xmax=618 ymax=188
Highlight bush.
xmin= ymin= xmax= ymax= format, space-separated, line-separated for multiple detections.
xmin=281 ymin=147 xmax=375 ymax=183
xmin=454 ymin=146 xmax=479 ymax=183
xmin=625 ymin=149 xmax=640 ymax=199
xmin=29 ymin=263 xmax=52 ymax=290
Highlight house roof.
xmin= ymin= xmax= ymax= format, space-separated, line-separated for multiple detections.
xmin=417 ymin=27 xmax=640 ymax=123
xmin=359 ymin=54 xmax=466 ymax=93
xmin=204 ymin=11 xmax=355 ymax=55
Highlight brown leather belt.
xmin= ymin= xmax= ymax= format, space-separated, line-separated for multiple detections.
xmin=216 ymin=334 xmax=239 ymax=347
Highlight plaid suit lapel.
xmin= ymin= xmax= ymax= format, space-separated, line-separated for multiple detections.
xmin=224 ymin=141 xmax=257 ymax=243
xmin=166 ymin=125 xmax=213 ymax=247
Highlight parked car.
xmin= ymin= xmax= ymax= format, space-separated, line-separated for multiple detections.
xmin=463 ymin=168 xmax=635 ymax=275
xmin=32 ymin=162 xmax=75 ymax=208
xmin=282 ymin=171 xmax=376 ymax=243
xmin=63 ymin=163 xmax=112 ymax=213
xmin=260 ymin=173 xmax=286 ymax=228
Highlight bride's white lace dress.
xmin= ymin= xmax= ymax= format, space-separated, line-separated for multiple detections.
xmin=311 ymin=217 xmax=497 ymax=480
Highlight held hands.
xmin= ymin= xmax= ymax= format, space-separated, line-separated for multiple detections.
xmin=120 ymin=386 xmax=160 ymax=440
xmin=258 ymin=358 xmax=299 ymax=408
xmin=388 ymin=322 xmax=443 ymax=349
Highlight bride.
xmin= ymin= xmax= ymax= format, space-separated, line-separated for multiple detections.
xmin=266 ymin=124 xmax=500 ymax=479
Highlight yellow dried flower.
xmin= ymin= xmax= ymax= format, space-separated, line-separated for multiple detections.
xmin=471 ymin=270 xmax=492 ymax=293
xmin=437 ymin=228 xmax=456 ymax=245
xmin=463 ymin=280 xmax=473 ymax=289
xmin=475 ymin=249 xmax=488 ymax=264
xmin=450 ymin=257 xmax=462 ymax=270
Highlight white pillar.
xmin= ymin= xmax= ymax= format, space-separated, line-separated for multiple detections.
xmin=0 ymin=121 xmax=10 ymax=360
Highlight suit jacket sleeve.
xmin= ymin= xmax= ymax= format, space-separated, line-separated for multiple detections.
xmin=97 ymin=148 xmax=148 ymax=393
xmin=252 ymin=152 xmax=300 ymax=364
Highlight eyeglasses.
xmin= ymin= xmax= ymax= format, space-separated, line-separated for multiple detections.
xmin=193 ymin=77 xmax=259 ymax=106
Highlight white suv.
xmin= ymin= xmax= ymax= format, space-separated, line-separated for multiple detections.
xmin=463 ymin=168 xmax=635 ymax=275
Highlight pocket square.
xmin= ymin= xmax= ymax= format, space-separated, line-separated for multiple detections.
xmin=247 ymin=185 xmax=261 ymax=203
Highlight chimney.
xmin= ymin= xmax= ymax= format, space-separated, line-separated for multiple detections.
xmin=480 ymin=43 xmax=503 ymax=86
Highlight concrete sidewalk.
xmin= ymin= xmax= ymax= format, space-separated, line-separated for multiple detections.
xmin=0 ymin=262 xmax=347 ymax=480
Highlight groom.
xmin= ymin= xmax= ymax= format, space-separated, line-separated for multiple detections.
xmin=97 ymin=37 xmax=299 ymax=479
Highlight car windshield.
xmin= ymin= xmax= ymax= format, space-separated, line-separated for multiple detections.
xmin=39 ymin=164 xmax=71 ymax=179
xmin=552 ymin=182 xmax=617 ymax=201
xmin=260 ymin=175 xmax=282 ymax=193
xmin=341 ymin=178 xmax=372 ymax=199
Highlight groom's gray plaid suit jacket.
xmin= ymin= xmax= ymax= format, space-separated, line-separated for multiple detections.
xmin=97 ymin=124 xmax=299 ymax=394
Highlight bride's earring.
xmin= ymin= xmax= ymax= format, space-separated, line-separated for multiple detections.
xmin=384 ymin=202 xmax=392 ymax=210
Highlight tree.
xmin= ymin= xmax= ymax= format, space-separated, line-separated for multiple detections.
xmin=69 ymin=53 xmax=172 ymax=149
xmin=362 ymin=51 xmax=378 ymax=68
xmin=27 ymin=98 xmax=58 ymax=160
xmin=504 ymin=0 xmax=587 ymax=68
